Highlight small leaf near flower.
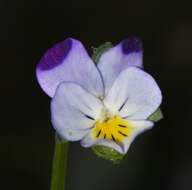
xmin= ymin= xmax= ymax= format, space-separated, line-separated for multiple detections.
xmin=148 ymin=108 xmax=163 ymax=122
xmin=92 ymin=42 xmax=113 ymax=63
xmin=92 ymin=145 xmax=125 ymax=164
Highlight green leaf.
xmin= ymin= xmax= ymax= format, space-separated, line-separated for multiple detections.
xmin=92 ymin=145 xmax=125 ymax=164
xmin=148 ymin=108 xmax=163 ymax=122
xmin=92 ymin=42 xmax=113 ymax=64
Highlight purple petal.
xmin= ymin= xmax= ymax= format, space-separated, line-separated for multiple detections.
xmin=38 ymin=38 xmax=72 ymax=70
xmin=98 ymin=37 xmax=143 ymax=95
xmin=121 ymin=37 xmax=143 ymax=54
xmin=36 ymin=38 xmax=104 ymax=97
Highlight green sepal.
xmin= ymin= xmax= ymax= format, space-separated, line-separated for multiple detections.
xmin=92 ymin=42 xmax=113 ymax=64
xmin=148 ymin=108 xmax=163 ymax=122
xmin=92 ymin=145 xmax=125 ymax=164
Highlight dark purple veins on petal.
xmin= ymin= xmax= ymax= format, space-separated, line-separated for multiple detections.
xmin=84 ymin=114 xmax=94 ymax=120
xmin=121 ymin=37 xmax=143 ymax=54
xmin=38 ymin=38 xmax=72 ymax=70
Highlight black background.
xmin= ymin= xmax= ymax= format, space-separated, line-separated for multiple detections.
xmin=1 ymin=0 xmax=192 ymax=190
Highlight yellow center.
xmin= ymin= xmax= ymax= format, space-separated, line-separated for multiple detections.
xmin=91 ymin=115 xmax=134 ymax=143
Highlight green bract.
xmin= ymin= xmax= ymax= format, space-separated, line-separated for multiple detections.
xmin=92 ymin=42 xmax=113 ymax=63
xmin=92 ymin=145 xmax=125 ymax=164
xmin=148 ymin=108 xmax=163 ymax=122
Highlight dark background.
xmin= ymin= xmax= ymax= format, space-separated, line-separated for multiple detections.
xmin=1 ymin=0 xmax=192 ymax=190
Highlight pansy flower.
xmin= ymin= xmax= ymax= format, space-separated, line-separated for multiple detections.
xmin=36 ymin=38 xmax=162 ymax=155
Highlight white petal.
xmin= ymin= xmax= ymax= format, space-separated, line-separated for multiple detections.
xmin=98 ymin=37 xmax=143 ymax=95
xmin=121 ymin=120 xmax=154 ymax=154
xmin=81 ymin=120 xmax=153 ymax=154
xmin=104 ymin=67 xmax=162 ymax=120
xmin=51 ymin=82 xmax=103 ymax=141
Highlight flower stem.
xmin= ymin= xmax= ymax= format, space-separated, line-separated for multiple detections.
xmin=50 ymin=134 xmax=69 ymax=190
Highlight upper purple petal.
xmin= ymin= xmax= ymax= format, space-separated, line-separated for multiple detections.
xmin=38 ymin=38 xmax=72 ymax=70
xmin=121 ymin=37 xmax=143 ymax=54
xmin=98 ymin=37 xmax=143 ymax=95
xmin=36 ymin=38 xmax=104 ymax=98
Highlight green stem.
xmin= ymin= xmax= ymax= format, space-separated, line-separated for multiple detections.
xmin=50 ymin=134 xmax=69 ymax=190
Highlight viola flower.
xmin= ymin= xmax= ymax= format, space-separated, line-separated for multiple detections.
xmin=36 ymin=38 xmax=162 ymax=155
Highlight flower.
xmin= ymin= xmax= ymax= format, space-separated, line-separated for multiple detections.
xmin=36 ymin=37 xmax=162 ymax=154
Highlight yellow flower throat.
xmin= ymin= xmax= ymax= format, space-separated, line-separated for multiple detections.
xmin=91 ymin=115 xmax=134 ymax=143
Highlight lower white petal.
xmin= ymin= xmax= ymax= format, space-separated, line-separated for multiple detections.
xmin=81 ymin=119 xmax=153 ymax=154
